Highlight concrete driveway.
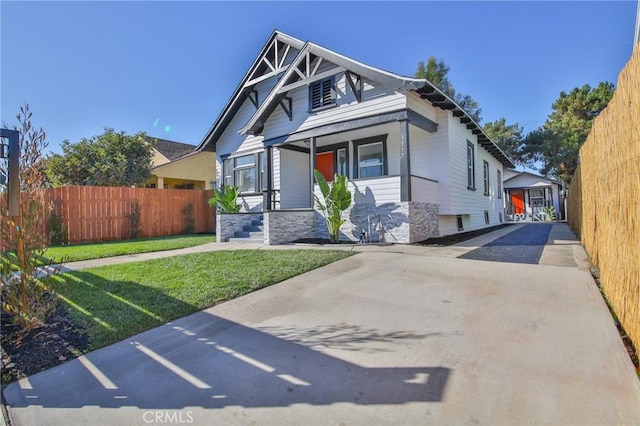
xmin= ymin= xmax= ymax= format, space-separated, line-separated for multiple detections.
xmin=3 ymin=224 xmax=639 ymax=425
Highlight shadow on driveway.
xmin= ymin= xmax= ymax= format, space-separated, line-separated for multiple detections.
xmin=4 ymin=311 xmax=450 ymax=409
xmin=458 ymin=224 xmax=552 ymax=264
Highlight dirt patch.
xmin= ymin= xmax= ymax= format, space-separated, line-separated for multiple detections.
xmin=1 ymin=303 xmax=91 ymax=384
xmin=414 ymin=223 xmax=513 ymax=247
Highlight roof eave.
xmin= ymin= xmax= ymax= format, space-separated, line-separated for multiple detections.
xmin=196 ymin=30 xmax=304 ymax=152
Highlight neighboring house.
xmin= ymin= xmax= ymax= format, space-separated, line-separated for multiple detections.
xmin=196 ymin=30 xmax=514 ymax=244
xmin=146 ymin=137 xmax=216 ymax=189
xmin=503 ymin=169 xmax=564 ymax=221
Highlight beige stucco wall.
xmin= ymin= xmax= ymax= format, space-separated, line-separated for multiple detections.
xmin=148 ymin=151 xmax=216 ymax=189
xmin=151 ymin=149 xmax=171 ymax=166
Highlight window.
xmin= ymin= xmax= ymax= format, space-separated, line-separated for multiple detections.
xmin=309 ymin=77 xmax=335 ymax=110
xmin=337 ymin=148 xmax=348 ymax=177
xmin=353 ymin=135 xmax=388 ymax=179
xmin=456 ymin=215 xmax=464 ymax=231
xmin=483 ymin=160 xmax=490 ymax=195
xmin=467 ymin=141 xmax=475 ymax=190
xmin=358 ymin=143 xmax=384 ymax=178
xmin=315 ymin=143 xmax=349 ymax=182
xmin=530 ymin=189 xmax=545 ymax=207
xmin=484 ymin=210 xmax=490 ymax=224
xmin=222 ymin=152 xmax=264 ymax=193
xmin=497 ymin=169 xmax=502 ymax=199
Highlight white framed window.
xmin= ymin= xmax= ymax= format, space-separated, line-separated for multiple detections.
xmin=352 ymin=135 xmax=388 ymax=179
xmin=309 ymin=77 xmax=335 ymax=110
xmin=483 ymin=160 xmax=490 ymax=195
xmin=222 ymin=152 xmax=264 ymax=193
xmin=467 ymin=141 xmax=475 ymax=190
xmin=531 ymin=189 xmax=545 ymax=207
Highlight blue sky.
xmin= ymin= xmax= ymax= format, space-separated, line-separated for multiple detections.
xmin=1 ymin=1 xmax=637 ymax=155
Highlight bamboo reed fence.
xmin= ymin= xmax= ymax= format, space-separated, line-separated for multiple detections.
xmin=567 ymin=47 xmax=640 ymax=353
xmin=2 ymin=187 xmax=215 ymax=245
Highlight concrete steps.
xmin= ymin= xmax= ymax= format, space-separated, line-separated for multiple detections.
xmin=228 ymin=215 xmax=264 ymax=243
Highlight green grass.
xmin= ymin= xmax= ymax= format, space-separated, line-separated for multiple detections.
xmin=43 ymin=234 xmax=216 ymax=263
xmin=53 ymin=249 xmax=354 ymax=349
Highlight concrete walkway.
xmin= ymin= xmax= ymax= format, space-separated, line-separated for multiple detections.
xmin=3 ymin=223 xmax=638 ymax=425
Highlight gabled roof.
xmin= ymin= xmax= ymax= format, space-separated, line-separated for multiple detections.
xmin=148 ymin=137 xmax=197 ymax=161
xmin=239 ymin=41 xmax=425 ymax=136
xmin=196 ymin=30 xmax=514 ymax=169
xmin=504 ymin=170 xmax=563 ymax=186
xmin=195 ymin=30 xmax=304 ymax=152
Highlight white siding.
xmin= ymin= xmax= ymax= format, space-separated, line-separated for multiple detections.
xmin=272 ymin=148 xmax=281 ymax=190
xmin=279 ymin=149 xmax=310 ymax=209
xmin=411 ymin=176 xmax=438 ymax=203
xmin=263 ymin=71 xmax=406 ymax=141
xmin=216 ymin=77 xmax=278 ymax=158
xmin=237 ymin=195 xmax=263 ymax=212
xmin=436 ymin=111 xmax=505 ymax=235
xmin=313 ymin=176 xmax=401 ymax=206
xmin=408 ymin=119 xmax=447 ymax=202
xmin=350 ymin=176 xmax=401 ymax=204
xmin=406 ymin=93 xmax=438 ymax=124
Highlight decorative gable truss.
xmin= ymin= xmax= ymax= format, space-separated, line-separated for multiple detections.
xmin=241 ymin=43 xmax=379 ymax=135
xmin=245 ymin=36 xmax=298 ymax=92
xmin=195 ymin=31 xmax=304 ymax=152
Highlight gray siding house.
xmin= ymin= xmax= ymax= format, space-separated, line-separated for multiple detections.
xmin=196 ymin=30 xmax=514 ymax=244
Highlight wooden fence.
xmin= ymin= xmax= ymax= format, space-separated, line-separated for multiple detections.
xmin=567 ymin=47 xmax=640 ymax=353
xmin=2 ymin=187 xmax=216 ymax=245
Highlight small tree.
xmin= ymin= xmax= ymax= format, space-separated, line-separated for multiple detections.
xmin=208 ymin=184 xmax=241 ymax=213
xmin=1 ymin=104 xmax=62 ymax=333
xmin=46 ymin=128 xmax=154 ymax=187
xmin=313 ymin=170 xmax=352 ymax=243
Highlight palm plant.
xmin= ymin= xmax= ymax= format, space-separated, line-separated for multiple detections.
xmin=313 ymin=170 xmax=352 ymax=243
xmin=208 ymin=184 xmax=241 ymax=213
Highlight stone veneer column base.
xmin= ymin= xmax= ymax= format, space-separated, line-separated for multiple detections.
xmin=264 ymin=210 xmax=316 ymax=245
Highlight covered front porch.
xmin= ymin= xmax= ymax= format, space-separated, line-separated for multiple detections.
xmin=505 ymin=187 xmax=556 ymax=222
xmin=219 ymin=113 xmax=442 ymax=244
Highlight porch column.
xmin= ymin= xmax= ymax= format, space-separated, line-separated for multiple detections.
xmin=157 ymin=176 xmax=164 ymax=189
xmin=309 ymin=137 xmax=316 ymax=208
xmin=264 ymin=145 xmax=273 ymax=210
xmin=399 ymin=119 xmax=411 ymax=202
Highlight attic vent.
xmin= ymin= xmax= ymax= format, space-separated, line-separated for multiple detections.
xmin=310 ymin=77 xmax=335 ymax=110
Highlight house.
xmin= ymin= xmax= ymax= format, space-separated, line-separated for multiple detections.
xmin=146 ymin=137 xmax=216 ymax=190
xmin=196 ymin=30 xmax=514 ymax=244
xmin=503 ymin=170 xmax=564 ymax=221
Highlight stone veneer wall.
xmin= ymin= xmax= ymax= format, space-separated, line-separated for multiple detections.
xmin=264 ymin=210 xmax=316 ymax=245
xmin=408 ymin=202 xmax=440 ymax=243
xmin=216 ymin=213 xmax=263 ymax=242
xmin=313 ymin=202 xmax=439 ymax=244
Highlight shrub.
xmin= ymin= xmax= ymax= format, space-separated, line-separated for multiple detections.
xmin=208 ymin=184 xmax=241 ymax=213
xmin=182 ymin=202 xmax=196 ymax=234
xmin=125 ymin=201 xmax=142 ymax=239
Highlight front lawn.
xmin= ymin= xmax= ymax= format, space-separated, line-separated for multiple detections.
xmin=44 ymin=234 xmax=216 ymax=263
xmin=55 ymin=249 xmax=354 ymax=349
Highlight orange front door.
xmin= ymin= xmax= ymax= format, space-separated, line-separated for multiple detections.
xmin=316 ymin=152 xmax=334 ymax=181
xmin=511 ymin=190 xmax=525 ymax=214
